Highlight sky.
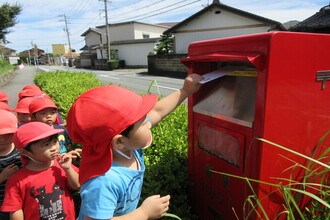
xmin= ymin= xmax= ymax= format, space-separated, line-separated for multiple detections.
xmin=0 ymin=0 xmax=328 ymax=53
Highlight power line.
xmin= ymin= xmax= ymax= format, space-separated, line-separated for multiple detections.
xmin=107 ymin=0 xmax=164 ymax=19
xmin=113 ymin=0 xmax=201 ymax=23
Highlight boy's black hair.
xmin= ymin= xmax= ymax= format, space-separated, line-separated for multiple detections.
xmin=24 ymin=134 xmax=59 ymax=152
xmin=120 ymin=124 xmax=134 ymax=137
xmin=31 ymin=108 xmax=58 ymax=117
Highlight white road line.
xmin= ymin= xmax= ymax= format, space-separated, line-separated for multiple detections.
xmin=153 ymin=85 xmax=178 ymax=91
xmin=99 ymin=74 xmax=120 ymax=80
xmin=37 ymin=67 xmax=50 ymax=72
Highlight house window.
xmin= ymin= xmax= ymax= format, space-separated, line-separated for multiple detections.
xmin=143 ymin=33 xmax=150 ymax=39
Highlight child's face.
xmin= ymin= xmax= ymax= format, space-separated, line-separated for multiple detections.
xmin=34 ymin=107 xmax=57 ymax=126
xmin=27 ymin=136 xmax=60 ymax=162
xmin=0 ymin=133 xmax=14 ymax=146
xmin=17 ymin=112 xmax=32 ymax=124
xmin=124 ymin=116 xmax=152 ymax=150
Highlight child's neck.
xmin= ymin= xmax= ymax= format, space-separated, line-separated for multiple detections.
xmin=0 ymin=143 xmax=14 ymax=156
xmin=113 ymin=151 xmax=139 ymax=170
xmin=25 ymin=159 xmax=54 ymax=171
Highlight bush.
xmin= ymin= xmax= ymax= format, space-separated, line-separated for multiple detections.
xmin=0 ymin=58 xmax=15 ymax=75
xmin=34 ymin=71 xmax=105 ymax=120
xmin=107 ymin=59 xmax=125 ymax=70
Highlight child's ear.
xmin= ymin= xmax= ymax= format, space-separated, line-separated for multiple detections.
xmin=112 ymin=135 xmax=126 ymax=150
xmin=20 ymin=149 xmax=31 ymax=157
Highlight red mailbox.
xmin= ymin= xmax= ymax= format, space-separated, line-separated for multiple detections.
xmin=181 ymin=32 xmax=330 ymax=219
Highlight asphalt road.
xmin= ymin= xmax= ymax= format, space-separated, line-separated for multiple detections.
xmin=37 ymin=65 xmax=185 ymax=97
xmin=1 ymin=65 xmax=186 ymax=109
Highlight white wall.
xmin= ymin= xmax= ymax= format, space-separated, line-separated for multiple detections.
xmin=109 ymin=23 xmax=135 ymax=41
xmin=85 ymin=32 xmax=102 ymax=46
xmin=134 ymin=23 xmax=167 ymax=39
xmin=112 ymin=42 xmax=157 ymax=66
xmin=173 ymin=8 xmax=276 ymax=53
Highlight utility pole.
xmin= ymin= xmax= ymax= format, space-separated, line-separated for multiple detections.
xmin=60 ymin=14 xmax=73 ymax=59
xmin=27 ymin=46 xmax=31 ymax=66
xmin=103 ymin=0 xmax=111 ymax=60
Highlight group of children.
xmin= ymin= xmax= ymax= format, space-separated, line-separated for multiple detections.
xmin=0 ymin=73 xmax=204 ymax=220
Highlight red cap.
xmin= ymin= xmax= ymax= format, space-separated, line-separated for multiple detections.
xmin=22 ymin=84 xmax=42 ymax=91
xmin=12 ymin=97 xmax=35 ymax=113
xmin=0 ymin=90 xmax=11 ymax=101
xmin=14 ymin=122 xmax=63 ymax=150
xmin=0 ymin=102 xmax=11 ymax=111
xmin=18 ymin=89 xmax=46 ymax=100
xmin=67 ymin=85 xmax=157 ymax=184
xmin=29 ymin=97 xmax=57 ymax=114
xmin=0 ymin=110 xmax=17 ymax=135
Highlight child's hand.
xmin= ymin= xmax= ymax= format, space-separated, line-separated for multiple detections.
xmin=57 ymin=153 xmax=72 ymax=170
xmin=0 ymin=164 xmax=19 ymax=183
xmin=140 ymin=194 xmax=170 ymax=219
xmin=182 ymin=73 xmax=204 ymax=95
xmin=68 ymin=149 xmax=82 ymax=159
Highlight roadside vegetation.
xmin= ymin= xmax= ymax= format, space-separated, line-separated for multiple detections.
xmin=0 ymin=58 xmax=15 ymax=75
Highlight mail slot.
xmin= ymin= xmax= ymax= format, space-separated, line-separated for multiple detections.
xmin=182 ymin=32 xmax=330 ymax=219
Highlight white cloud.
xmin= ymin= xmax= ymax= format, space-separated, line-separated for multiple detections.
xmin=0 ymin=0 xmax=328 ymax=52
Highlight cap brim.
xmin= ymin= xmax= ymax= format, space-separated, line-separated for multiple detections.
xmin=12 ymin=108 xmax=29 ymax=113
xmin=23 ymin=129 xmax=64 ymax=148
xmin=31 ymin=105 xmax=58 ymax=113
xmin=0 ymin=97 xmax=11 ymax=101
xmin=0 ymin=127 xmax=17 ymax=135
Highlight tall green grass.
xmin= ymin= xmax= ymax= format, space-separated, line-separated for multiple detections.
xmin=210 ymin=132 xmax=330 ymax=220
xmin=0 ymin=58 xmax=15 ymax=75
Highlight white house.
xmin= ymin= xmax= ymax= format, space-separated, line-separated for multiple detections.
xmin=164 ymin=0 xmax=286 ymax=54
xmin=80 ymin=21 xmax=170 ymax=68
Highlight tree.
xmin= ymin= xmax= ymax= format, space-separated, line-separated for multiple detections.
xmin=0 ymin=3 xmax=22 ymax=43
xmin=154 ymin=34 xmax=174 ymax=55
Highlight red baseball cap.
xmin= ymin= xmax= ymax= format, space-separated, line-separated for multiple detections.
xmin=67 ymin=85 xmax=158 ymax=184
xmin=29 ymin=97 xmax=58 ymax=114
xmin=0 ymin=90 xmax=11 ymax=101
xmin=0 ymin=110 xmax=17 ymax=135
xmin=18 ymin=89 xmax=46 ymax=100
xmin=14 ymin=122 xmax=63 ymax=150
xmin=22 ymin=84 xmax=42 ymax=91
xmin=0 ymin=102 xmax=11 ymax=111
xmin=12 ymin=97 xmax=35 ymax=113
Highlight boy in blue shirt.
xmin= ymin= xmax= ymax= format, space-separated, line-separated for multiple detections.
xmin=67 ymin=74 xmax=203 ymax=219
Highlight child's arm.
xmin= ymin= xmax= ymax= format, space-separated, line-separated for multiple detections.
xmin=147 ymin=73 xmax=203 ymax=126
xmin=58 ymin=153 xmax=80 ymax=189
xmin=83 ymin=195 xmax=170 ymax=220
xmin=0 ymin=164 xmax=19 ymax=184
xmin=10 ymin=209 xmax=24 ymax=220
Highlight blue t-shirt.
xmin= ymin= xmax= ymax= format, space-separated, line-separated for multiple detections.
xmin=78 ymin=149 xmax=145 ymax=219
xmin=53 ymin=124 xmax=72 ymax=153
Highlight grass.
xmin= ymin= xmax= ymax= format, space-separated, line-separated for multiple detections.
xmin=210 ymin=131 xmax=330 ymax=219
xmin=0 ymin=58 xmax=15 ymax=75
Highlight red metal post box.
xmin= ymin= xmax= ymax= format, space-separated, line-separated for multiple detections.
xmin=181 ymin=32 xmax=330 ymax=219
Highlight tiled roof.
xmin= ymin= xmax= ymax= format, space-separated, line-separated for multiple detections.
xmin=294 ymin=5 xmax=330 ymax=30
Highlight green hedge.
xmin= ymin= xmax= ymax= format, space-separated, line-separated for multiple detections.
xmin=34 ymin=70 xmax=194 ymax=219
xmin=107 ymin=59 xmax=125 ymax=70
xmin=34 ymin=71 xmax=105 ymax=120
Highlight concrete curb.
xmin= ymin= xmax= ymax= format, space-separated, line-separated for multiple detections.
xmin=0 ymin=70 xmax=15 ymax=87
